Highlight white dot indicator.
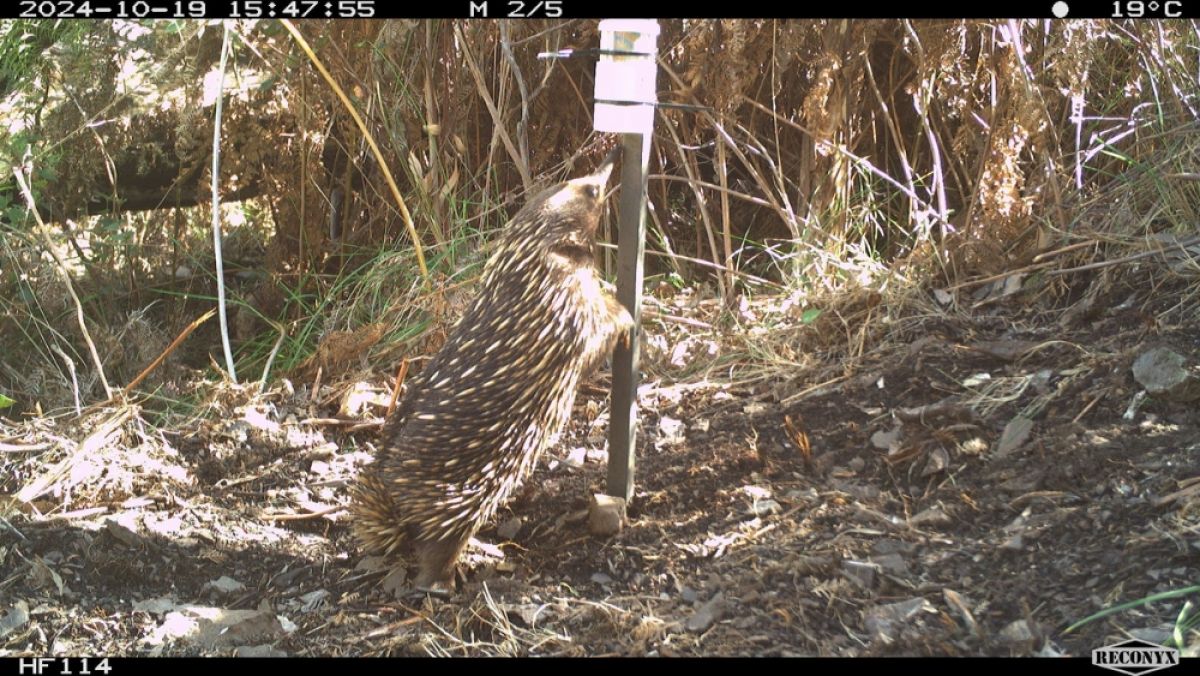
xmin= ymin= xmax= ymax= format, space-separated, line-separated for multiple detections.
xmin=1052 ymin=1 xmax=1069 ymax=16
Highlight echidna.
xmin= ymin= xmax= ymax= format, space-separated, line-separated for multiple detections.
xmin=351 ymin=150 xmax=633 ymax=594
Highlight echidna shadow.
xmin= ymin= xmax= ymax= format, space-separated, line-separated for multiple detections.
xmin=351 ymin=149 xmax=634 ymax=594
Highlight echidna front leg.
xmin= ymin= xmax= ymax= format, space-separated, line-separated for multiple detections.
xmin=412 ymin=535 xmax=471 ymax=595
xmin=580 ymin=292 xmax=634 ymax=374
xmin=604 ymin=293 xmax=635 ymax=350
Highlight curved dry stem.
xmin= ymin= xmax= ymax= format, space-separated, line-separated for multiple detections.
xmin=280 ymin=19 xmax=429 ymax=281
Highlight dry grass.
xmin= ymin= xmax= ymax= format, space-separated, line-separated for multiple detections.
xmin=3 ymin=15 xmax=1200 ymax=465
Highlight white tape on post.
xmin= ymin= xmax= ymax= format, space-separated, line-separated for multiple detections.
xmin=594 ymin=19 xmax=660 ymax=136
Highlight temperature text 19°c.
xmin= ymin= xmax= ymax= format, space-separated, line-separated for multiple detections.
xmin=467 ymin=0 xmax=563 ymax=17
xmin=1112 ymin=0 xmax=1184 ymax=16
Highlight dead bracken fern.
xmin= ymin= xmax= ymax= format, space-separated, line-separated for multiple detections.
xmin=4 ymin=20 xmax=1200 ymax=415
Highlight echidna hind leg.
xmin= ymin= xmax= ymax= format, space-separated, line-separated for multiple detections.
xmin=412 ymin=536 xmax=470 ymax=595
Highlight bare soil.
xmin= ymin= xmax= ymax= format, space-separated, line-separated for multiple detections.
xmin=2 ymin=271 xmax=1198 ymax=656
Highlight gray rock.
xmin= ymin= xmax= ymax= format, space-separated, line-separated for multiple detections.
xmin=1000 ymin=619 xmax=1037 ymax=651
xmin=1128 ymin=625 xmax=1174 ymax=645
xmin=144 ymin=606 xmax=286 ymax=650
xmin=1133 ymin=347 xmax=1200 ymax=402
xmin=655 ymin=416 xmax=687 ymax=450
xmin=234 ymin=645 xmax=288 ymax=657
xmin=872 ymin=539 xmax=917 ymax=555
xmin=207 ymin=576 xmax=245 ymax=595
xmin=132 ymin=597 xmax=178 ymax=615
xmin=864 ymin=597 xmax=933 ymax=644
xmin=910 ymin=506 xmax=951 ymax=527
xmin=842 ymin=560 xmax=879 ymax=588
xmin=562 ymin=447 xmax=587 ymax=470
xmin=496 ymin=516 xmax=523 ymax=540
xmin=588 ymin=494 xmax=626 ymax=536
xmin=994 ymin=415 xmax=1033 ymax=457
xmin=686 ymin=593 xmax=726 ymax=633
xmin=0 ymin=600 xmax=29 ymax=639
xmin=871 ymin=553 xmax=909 ymax=576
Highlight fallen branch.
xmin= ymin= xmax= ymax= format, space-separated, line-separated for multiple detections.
xmin=124 ymin=308 xmax=216 ymax=396
xmin=1048 ymin=234 xmax=1200 ymax=276
xmin=894 ymin=397 xmax=977 ymax=423
xmin=386 ymin=359 xmax=410 ymax=418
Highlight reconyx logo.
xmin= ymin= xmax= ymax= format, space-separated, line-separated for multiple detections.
xmin=1092 ymin=639 xmax=1180 ymax=675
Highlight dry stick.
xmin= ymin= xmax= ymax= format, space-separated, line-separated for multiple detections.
xmin=945 ymin=260 xmax=1057 ymax=291
xmin=901 ymin=21 xmax=949 ymax=225
xmin=309 ymin=366 xmax=323 ymax=419
xmin=640 ymin=308 xmax=713 ymax=330
xmin=456 ymin=24 xmax=533 ymax=193
xmin=386 ymin=359 xmax=410 ymax=418
xmin=0 ymin=442 xmax=53 ymax=453
xmin=1071 ymin=391 xmax=1106 ymax=425
xmin=780 ymin=374 xmax=854 ymax=406
xmin=421 ymin=27 xmax=446 ymax=246
xmin=49 ymin=345 xmax=81 ymax=416
xmin=1153 ymin=479 xmax=1200 ymax=507
xmin=124 ymin=308 xmax=217 ymax=396
xmin=1048 ymin=235 xmax=1200 ymax=276
xmin=734 ymin=120 xmax=810 ymax=241
xmin=280 ymin=19 xmax=429 ymax=280
xmin=297 ymin=60 xmax=309 ymax=278
xmin=499 ymin=21 xmax=532 ymax=183
xmin=40 ymin=507 xmax=108 ymax=521
xmin=17 ymin=408 xmax=130 ymax=503
xmin=658 ymin=61 xmax=804 ymax=247
xmin=959 ymin=108 xmax=999 ymax=283
xmin=211 ymin=23 xmax=237 ymax=382
xmin=524 ymin=27 xmax=558 ymax=105
xmin=492 ymin=23 xmax=511 ymax=175
xmin=264 ymin=505 xmax=342 ymax=521
xmin=1031 ymin=238 xmax=1102 ymax=263
xmin=863 ymin=53 xmax=917 ymax=206
xmin=648 ymin=174 xmax=773 ymax=208
xmin=360 ymin=613 xmax=429 ymax=639
xmin=716 ymin=126 xmax=735 ymax=300
xmin=738 ymin=96 xmax=955 ymax=241
xmin=663 ymin=121 xmax=726 ymax=300
xmin=12 ymin=169 xmax=112 ymax=400
xmin=556 ymin=59 xmax=591 ymax=124
xmin=863 ymin=47 xmax=940 ymax=276
xmin=302 ymin=417 xmax=383 ymax=429
xmin=259 ymin=321 xmax=288 ymax=392
xmin=646 ymin=202 xmax=687 ymax=279
xmin=1005 ymin=20 xmax=1071 ymax=238
xmin=596 ymin=241 xmax=782 ymax=290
